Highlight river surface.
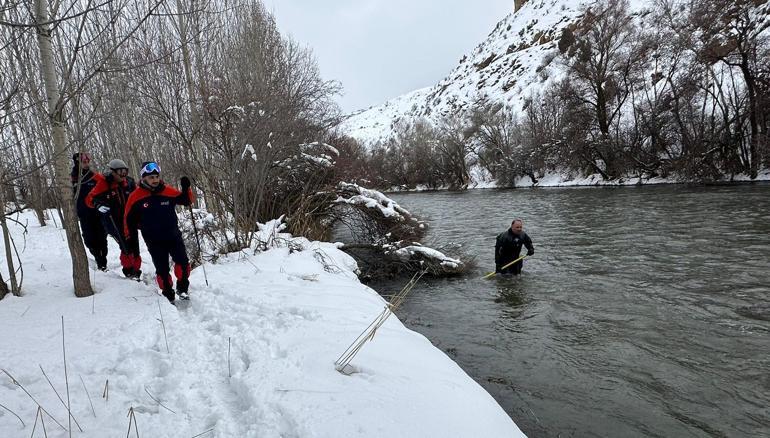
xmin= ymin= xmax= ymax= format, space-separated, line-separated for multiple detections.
xmin=370 ymin=185 xmax=770 ymax=438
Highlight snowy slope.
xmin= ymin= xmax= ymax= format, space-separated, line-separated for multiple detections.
xmin=343 ymin=0 xmax=770 ymax=147
xmin=0 ymin=211 xmax=524 ymax=437
xmin=341 ymin=0 xmax=588 ymax=145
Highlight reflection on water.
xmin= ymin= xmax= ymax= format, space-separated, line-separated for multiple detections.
xmin=494 ymin=278 xmax=527 ymax=310
xmin=371 ymin=184 xmax=770 ymax=438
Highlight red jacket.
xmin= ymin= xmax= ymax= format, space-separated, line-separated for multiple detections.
xmin=124 ymin=181 xmax=194 ymax=243
xmin=86 ymin=174 xmax=136 ymax=214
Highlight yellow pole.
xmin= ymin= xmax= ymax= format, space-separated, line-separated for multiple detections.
xmin=483 ymin=255 xmax=527 ymax=279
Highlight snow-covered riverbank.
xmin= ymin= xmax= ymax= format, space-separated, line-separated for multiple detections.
xmin=387 ymin=168 xmax=770 ymax=192
xmin=0 ymin=211 xmax=524 ymax=437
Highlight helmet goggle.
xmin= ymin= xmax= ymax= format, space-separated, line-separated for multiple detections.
xmin=141 ymin=162 xmax=161 ymax=177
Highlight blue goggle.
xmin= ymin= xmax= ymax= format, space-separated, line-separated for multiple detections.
xmin=141 ymin=162 xmax=161 ymax=176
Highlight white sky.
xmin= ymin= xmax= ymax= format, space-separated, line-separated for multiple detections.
xmin=262 ymin=0 xmax=514 ymax=113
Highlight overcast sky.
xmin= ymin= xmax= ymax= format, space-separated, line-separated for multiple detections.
xmin=262 ymin=0 xmax=514 ymax=113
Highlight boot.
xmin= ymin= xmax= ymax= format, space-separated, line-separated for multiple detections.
xmin=161 ymin=288 xmax=175 ymax=304
xmin=123 ymin=267 xmax=142 ymax=281
xmin=96 ymin=255 xmax=108 ymax=271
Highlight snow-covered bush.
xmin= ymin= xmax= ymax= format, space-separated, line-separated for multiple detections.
xmin=332 ymin=182 xmax=468 ymax=277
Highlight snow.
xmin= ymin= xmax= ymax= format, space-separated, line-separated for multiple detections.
xmin=241 ymin=144 xmax=257 ymax=161
xmin=335 ymin=182 xmax=415 ymax=220
xmin=339 ymin=87 xmax=433 ymax=146
xmin=339 ymin=0 xmax=770 ymax=188
xmin=300 ymin=152 xmax=334 ymax=167
xmin=0 ymin=210 xmax=523 ymax=437
xmin=300 ymin=142 xmax=340 ymax=158
xmin=340 ymin=0 xmax=589 ymax=146
xmin=392 ymin=245 xmax=463 ymax=270
xmin=382 ymin=167 xmax=770 ymax=192
xmin=515 ymin=168 xmax=770 ymax=187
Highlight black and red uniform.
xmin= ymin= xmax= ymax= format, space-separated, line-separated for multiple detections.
xmin=70 ymin=159 xmax=107 ymax=268
xmin=124 ymin=180 xmax=194 ymax=297
xmin=86 ymin=173 xmax=141 ymax=277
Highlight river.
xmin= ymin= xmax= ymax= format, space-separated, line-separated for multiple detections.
xmin=371 ymin=185 xmax=770 ymax=438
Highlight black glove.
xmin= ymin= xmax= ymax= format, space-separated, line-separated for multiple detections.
xmin=527 ymin=249 xmax=534 ymax=256
xmin=180 ymin=176 xmax=191 ymax=190
xmin=495 ymin=264 xmax=501 ymax=273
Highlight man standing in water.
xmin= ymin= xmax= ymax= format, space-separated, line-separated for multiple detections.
xmin=495 ymin=218 xmax=534 ymax=275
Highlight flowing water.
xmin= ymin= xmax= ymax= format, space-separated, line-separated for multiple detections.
xmin=370 ymin=185 xmax=770 ymax=438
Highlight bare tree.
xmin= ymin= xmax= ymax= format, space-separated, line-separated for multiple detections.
xmin=19 ymin=0 xmax=165 ymax=296
xmin=561 ymin=0 xmax=644 ymax=179
xmin=687 ymin=0 xmax=769 ymax=178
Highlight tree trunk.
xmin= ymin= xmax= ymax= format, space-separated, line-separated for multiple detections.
xmin=0 ymin=270 xmax=8 ymax=301
xmin=3 ymin=69 xmax=47 ymax=226
xmin=0 ymin=174 xmax=20 ymax=296
xmin=596 ymin=85 xmax=610 ymax=137
xmin=739 ymin=60 xmax=759 ymax=179
xmin=176 ymin=0 xmax=208 ymax=209
xmin=34 ymin=0 xmax=94 ymax=297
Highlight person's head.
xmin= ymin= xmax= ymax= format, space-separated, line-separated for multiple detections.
xmin=510 ymin=218 xmax=524 ymax=235
xmin=108 ymin=159 xmax=129 ymax=182
xmin=140 ymin=161 xmax=161 ymax=188
xmin=73 ymin=152 xmax=91 ymax=170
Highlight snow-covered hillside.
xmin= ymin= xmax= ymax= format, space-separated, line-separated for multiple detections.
xmin=0 ymin=211 xmax=524 ymax=437
xmin=341 ymin=0 xmax=588 ymax=144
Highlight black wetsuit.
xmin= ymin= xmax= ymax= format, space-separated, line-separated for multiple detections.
xmin=495 ymin=229 xmax=534 ymax=275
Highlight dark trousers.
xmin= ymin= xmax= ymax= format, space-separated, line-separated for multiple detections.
xmin=79 ymin=212 xmax=107 ymax=266
xmin=497 ymin=256 xmax=524 ymax=275
xmin=146 ymin=237 xmax=190 ymax=293
xmin=502 ymin=260 xmax=523 ymax=275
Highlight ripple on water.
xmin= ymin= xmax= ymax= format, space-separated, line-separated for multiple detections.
xmin=374 ymin=185 xmax=770 ymax=438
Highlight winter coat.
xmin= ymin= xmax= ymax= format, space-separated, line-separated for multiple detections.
xmin=86 ymin=174 xmax=136 ymax=223
xmin=70 ymin=167 xmax=100 ymax=217
xmin=124 ymin=181 xmax=194 ymax=244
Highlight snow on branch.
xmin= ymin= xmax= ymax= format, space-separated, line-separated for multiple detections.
xmin=334 ymin=182 xmax=420 ymax=223
xmin=387 ymin=243 xmax=465 ymax=275
xmin=276 ymin=142 xmax=339 ymax=169
xmin=333 ymin=182 xmax=467 ymax=276
xmin=241 ymin=144 xmax=257 ymax=161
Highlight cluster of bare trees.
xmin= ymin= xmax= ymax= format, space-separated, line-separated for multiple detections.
xmin=482 ymin=0 xmax=769 ymax=185
xmin=1 ymin=0 xmax=341 ymax=297
xmin=347 ymin=0 xmax=769 ymax=190
xmin=358 ymin=118 xmax=478 ymax=190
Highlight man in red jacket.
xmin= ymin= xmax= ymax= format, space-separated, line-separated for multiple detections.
xmin=86 ymin=159 xmax=141 ymax=279
xmin=124 ymin=161 xmax=193 ymax=303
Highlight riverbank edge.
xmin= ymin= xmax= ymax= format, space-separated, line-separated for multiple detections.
xmin=383 ymin=169 xmax=770 ymax=193
xmin=0 ymin=210 xmax=525 ymax=437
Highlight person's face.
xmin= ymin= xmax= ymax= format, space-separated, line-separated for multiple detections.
xmin=511 ymin=220 xmax=523 ymax=234
xmin=79 ymin=154 xmax=91 ymax=169
xmin=112 ymin=168 xmax=128 ymax=182
xmin=143 ymin=174 xmax=160 ymax=187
